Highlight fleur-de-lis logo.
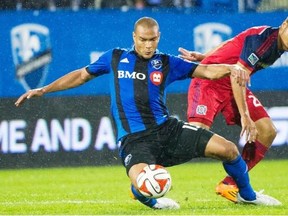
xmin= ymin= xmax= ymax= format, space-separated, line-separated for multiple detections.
xmin=11 ymin=24 xmax=52 ymax=90
xmin=194 ymin=23 xmax=232 ymax=53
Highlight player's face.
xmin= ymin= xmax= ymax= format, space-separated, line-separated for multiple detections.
xmin=133 ymin=25 xmax=160 ymax=59
xmin=279 ymin=19 xmax=288 ymax=51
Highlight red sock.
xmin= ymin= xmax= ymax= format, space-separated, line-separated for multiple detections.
xmin=242 ymin=140 xmax=268 ymax=170
xmin=222 ymin=140 xmax=268 ymax=185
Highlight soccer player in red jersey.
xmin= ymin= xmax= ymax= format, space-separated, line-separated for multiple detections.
xmin=179 ymin=17 xmax=288 ymax=202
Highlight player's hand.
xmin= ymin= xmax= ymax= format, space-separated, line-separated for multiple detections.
xmin=240 ymin=114 xmax=258 ymax=143
xmin=178 ymin=47 xmax=205 ymax=62
xmin=15 ymin=88 xmax=45 ymax=107
xmin=230 ymin=65 xmax=250 ymax=87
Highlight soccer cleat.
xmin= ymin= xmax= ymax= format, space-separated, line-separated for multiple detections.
xmin=237 ymin=190 xmax=282 ymax=206
xmin=152 ymin=197 xmax=180 ymax=209
xmin=215 ymin=181 xmax=239 ymax=203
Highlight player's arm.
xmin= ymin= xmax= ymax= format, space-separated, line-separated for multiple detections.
xmin=231 ymin=63 xmax=257 ymax=142
xmin=193 ymin=63 xmax=249 ymax=86
xmin=178 ymin=40 xmax=229 ymax=62
xmin=15 ymin=67 xmax=94 ymax=107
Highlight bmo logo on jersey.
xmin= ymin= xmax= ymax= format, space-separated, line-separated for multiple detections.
xmin=118 ymin=70 xmax=146 ymax=80
xmin=193 ymin=23 xmax=232 ymax=53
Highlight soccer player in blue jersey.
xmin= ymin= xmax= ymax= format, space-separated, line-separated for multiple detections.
xmin=179 ymin=17 xmax=288 ymax=204
xmin=15 ymin=17 xmax=281 ymax=209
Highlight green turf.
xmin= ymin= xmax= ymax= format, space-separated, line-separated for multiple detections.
xmin=1 ymin=159 xmax=287 ymax=215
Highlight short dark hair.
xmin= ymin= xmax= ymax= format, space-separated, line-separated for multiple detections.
xmin=134 ymin=17 xmax=159 ymax=32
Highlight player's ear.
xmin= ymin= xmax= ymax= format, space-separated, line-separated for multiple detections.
xmin=133 ymin=32 xmax=136 ymax=42
xmin=282 ymin=18 xmax=288 ymax=27
xmin=280 ymin=20 xmax=288 ymax=32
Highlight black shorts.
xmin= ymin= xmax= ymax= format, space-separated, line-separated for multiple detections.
xmin=118 ymin=117 xmax=214 ymax=174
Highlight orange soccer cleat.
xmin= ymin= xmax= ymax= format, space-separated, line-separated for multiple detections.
xmin=215 ymin=181 xmax=239 ymax=203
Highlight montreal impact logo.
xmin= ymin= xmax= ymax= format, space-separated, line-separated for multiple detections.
xmin=11 ymin=23 xmax=52 ymax=90
xmin=193 ymin=22 xmax=232 ymax=53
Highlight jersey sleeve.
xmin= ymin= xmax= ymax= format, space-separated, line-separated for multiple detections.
xmin=85 ymin=49 xmax=113 ymax=76
xmin=238 ymin=26 xmax=269 ymax=71
xmin=167 ymin=55 xmax=197 ymax=83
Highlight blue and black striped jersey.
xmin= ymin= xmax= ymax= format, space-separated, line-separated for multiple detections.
xmin=86 ymin=47 xmax=197 ymax=140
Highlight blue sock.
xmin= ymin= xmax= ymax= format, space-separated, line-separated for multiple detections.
xmin=131 ymin=184 xmax=157 ymax=208
xmin=223 ymin=155 xmax=256 ymax=201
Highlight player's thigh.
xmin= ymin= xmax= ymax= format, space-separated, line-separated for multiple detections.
xmin=255 ymin=117 xmax=277 ymax=145
xmin=205 ymin=133 xmax=239 ymax=161
xmin=246 ymin=90 xmax=277 ymax=143
xmin=221 ymin=89 xmax=270 ymax=126
xmin=246 ymin=90 xmax=270 ymax=122
xmin=173 ymin=123 xmax=213 ymax=159
xmin=255 ymin=117 xmax=276 ymax=134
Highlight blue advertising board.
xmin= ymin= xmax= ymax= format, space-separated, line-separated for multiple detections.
xmin=0 ymin=9 xmax=287 ymax=97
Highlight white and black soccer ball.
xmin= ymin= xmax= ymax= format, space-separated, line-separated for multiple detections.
xmin=136 ymin=164 xmax=172 ymax=198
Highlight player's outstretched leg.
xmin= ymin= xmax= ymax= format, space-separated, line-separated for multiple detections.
xmin=216 ymin=140 xmax=269 ymax=203
xmin=220 ymin=155 xmax=282 ymax=206
xmin=222 ymin=155 xmax=256 ymax=202
xmin=130 ymin=185 xmax=180 ymax=209
xmin=216 ymin=117 xmax=276 ymax=203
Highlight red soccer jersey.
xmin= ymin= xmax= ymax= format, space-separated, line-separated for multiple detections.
xmin=195 ymin=25 xmax=281 ymax=90
xmin=187 ymin=26 xmax=282 ymax=125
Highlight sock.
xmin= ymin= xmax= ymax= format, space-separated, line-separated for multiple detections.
xmin=223 ymin=155 xmax=256 ymax=201
xmin=131 ymin=184 xmax=157 ymax=208
xmin=221 ymin=140 xmax=269 ymax=185
xmin=242 ymin=140 xmax=268 ymax=170
xmin=221 ymin=175 xmax=236 ymax=185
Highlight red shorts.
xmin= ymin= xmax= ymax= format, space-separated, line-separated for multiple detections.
xmin=187 ymin=78 xmax=270 ymax=127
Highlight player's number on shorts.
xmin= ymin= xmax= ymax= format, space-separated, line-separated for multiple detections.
xmin=248 ymin=95 xmax=262 ymax=107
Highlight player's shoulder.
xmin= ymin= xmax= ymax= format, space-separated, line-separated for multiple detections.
xmin=242 ymin=25 xmax=271 ymax=36
xmin=106 ymin=47 xmax=133 ymax=59
xmin=111 ymin=47 xmax=130 ymax=53
xmin=155 ymin=50 xmax=182 ymax=61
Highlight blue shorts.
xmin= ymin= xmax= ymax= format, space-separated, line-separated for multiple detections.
xmin=118 ymin=117 xmax=214 ymax=174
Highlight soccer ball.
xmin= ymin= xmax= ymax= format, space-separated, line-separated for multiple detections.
xmin=136 ymin=164 xmax=172 ymax=198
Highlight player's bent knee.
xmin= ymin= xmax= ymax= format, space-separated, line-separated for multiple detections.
xmin=265 ymin=125 xmax=277 ymax=140
xmin=256 ymin=119 xmax=277 ymax=143
xmin=205 ymin=135 xmax=239 ymax=161
xmin=224 ymin=141 xmax=239 ymax=161
xmin=257 ymin=125 xmax=277 ymax=145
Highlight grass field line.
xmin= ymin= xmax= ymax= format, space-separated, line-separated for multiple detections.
xmin=0 ymin=200 xmax=117 ymax=206
xmin=0 ymin=198 xmax=219 ymax=206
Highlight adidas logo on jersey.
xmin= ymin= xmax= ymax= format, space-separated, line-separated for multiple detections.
xmin=120 ymin=58 xmax=129 ymax=63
